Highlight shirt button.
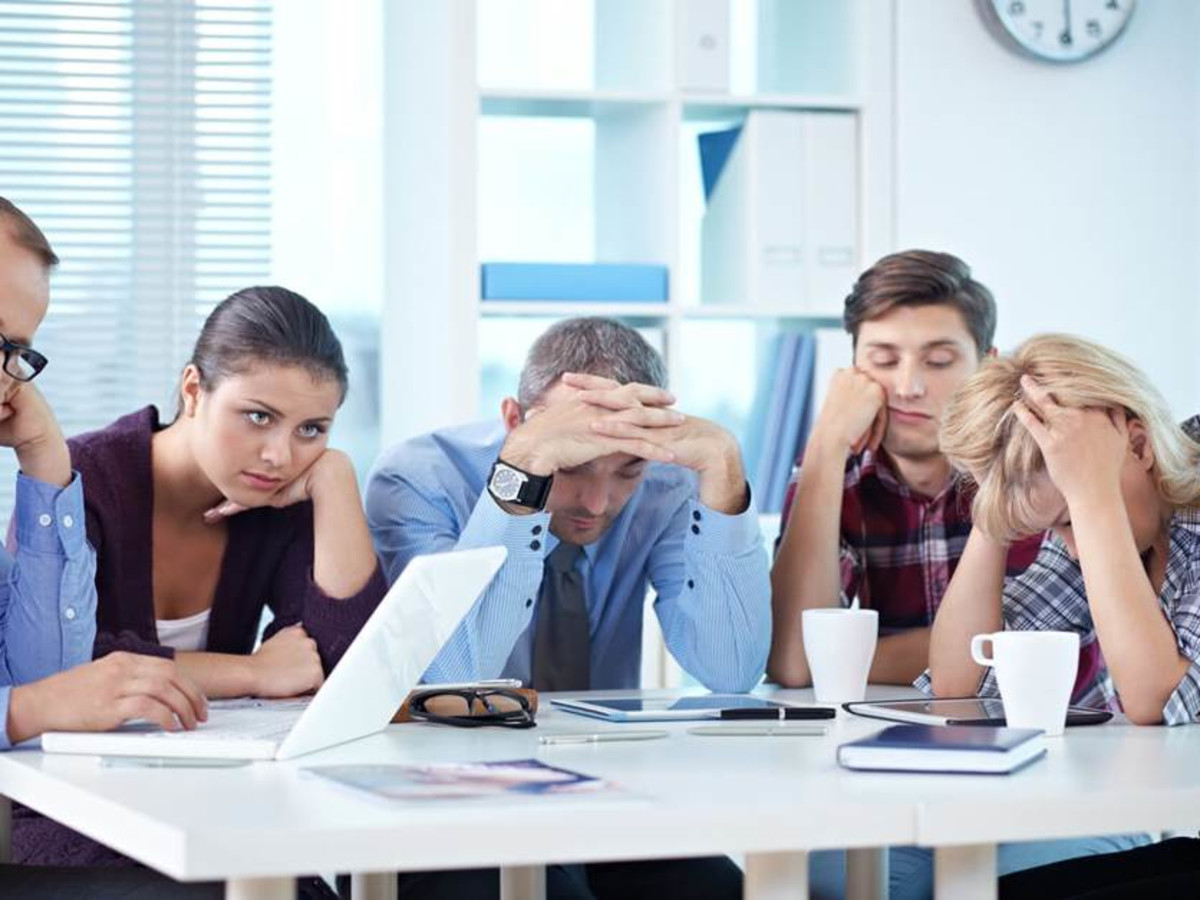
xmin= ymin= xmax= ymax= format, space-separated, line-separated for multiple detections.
xmin=64 ymin=607 xmax=76 ymax=621
xmin=525 ymin=598 xmax=533 ymax=608
xmin=38 ymin=514 xmax=51 ymax=527
xmin=532 ymin=525 xmax=543 ymax=535
xmin=530 ymin=540 xmax=541 ymax=551
xmin=693 ymin=510 xmax=702 ymax=522
xmin=691 ymin=524 xmax=700 ymax=535
xmin=687 ymin=579 xmax=695 ymax=590
xmin=62 ymin=515 xmax=74 ymax=528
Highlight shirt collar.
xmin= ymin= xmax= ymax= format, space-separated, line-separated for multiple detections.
xmin=1169 ymin=506 xmax=1200 ymax=558
xmin=544 ymin=531 xmax=600 ymax=566
xmin=860 ymin=448 xmax=958 ymax=504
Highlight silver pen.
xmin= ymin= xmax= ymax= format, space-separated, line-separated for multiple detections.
xmin=540 ymin=730 xmax=669 ymax=745
xmin=100 ymin=757 xmax=250 ymax=768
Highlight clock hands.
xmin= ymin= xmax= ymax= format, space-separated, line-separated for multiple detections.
xmin=989 ymin=0 xmax=1132 ymax=60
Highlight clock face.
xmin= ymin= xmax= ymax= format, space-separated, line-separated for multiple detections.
xmin=982 ymin=0 xmax=1136 ymax=63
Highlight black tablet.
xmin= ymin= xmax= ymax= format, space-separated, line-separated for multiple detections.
xmin=842 ymin=696 xmax=1113 ymax=728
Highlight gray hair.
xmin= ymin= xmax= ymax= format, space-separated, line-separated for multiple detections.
xmin=517 ymin=317 xmax=667 ymax=408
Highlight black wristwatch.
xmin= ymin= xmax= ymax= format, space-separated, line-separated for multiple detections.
xmin=487 ymin=458 xmax=553 ymax=511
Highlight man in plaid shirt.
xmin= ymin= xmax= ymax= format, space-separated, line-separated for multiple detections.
xmin=779 ymin=267 xmax=1152 ymax=899
xmin=770 ymin=250 xmax=1045 ymax=687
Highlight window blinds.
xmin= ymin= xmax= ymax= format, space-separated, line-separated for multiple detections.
xmin=0 ymin=0 xmax=271 ymax=521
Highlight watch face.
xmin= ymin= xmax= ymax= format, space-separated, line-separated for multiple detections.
xmin=981 ymin=0 xmax=1136 ymax=64
xmin=490 ymin=465 xmax=526 ymax=502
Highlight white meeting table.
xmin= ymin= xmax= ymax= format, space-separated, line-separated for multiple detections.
xmin=0 ymin=686 xmax=1196 ymax=900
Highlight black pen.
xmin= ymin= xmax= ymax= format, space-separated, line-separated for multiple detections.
xmin=719 ymin=706 xmax=836 ymax=721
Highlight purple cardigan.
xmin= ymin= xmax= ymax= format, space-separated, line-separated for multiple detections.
xmin=17 ymin=406 xmax=388 ymax=867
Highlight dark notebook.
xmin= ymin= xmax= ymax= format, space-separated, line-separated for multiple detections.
xmin=838 ymin=724 xmax=1046 ymax=775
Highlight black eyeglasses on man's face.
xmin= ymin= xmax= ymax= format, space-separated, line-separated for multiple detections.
xmin=0 ymin=333 xmax=47 ymax=383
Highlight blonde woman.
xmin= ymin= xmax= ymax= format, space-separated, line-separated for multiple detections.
xmin=926 ymin=333 xmax=1200 ymax=726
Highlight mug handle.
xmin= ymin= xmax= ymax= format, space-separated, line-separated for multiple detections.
xmin=970 ymin=634 xmax=996 ymax=666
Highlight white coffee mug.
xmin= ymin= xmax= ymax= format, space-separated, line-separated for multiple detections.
xmin=802 ymin=608 xmax=878 ymax=704
xmin=970 ymin=630 xmax=1079 ymax=736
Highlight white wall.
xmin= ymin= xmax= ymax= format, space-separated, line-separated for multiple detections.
xmin=272 ymin=0 xmax=383 ymax=316
xmin=893 ymin=0 xmax=1200 ymax=418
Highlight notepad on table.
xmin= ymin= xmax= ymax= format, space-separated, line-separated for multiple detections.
xmin=305 ymin=759 xmax=608 ymax=801
xmin=837 ymin=724 xmax=1046 ymax=775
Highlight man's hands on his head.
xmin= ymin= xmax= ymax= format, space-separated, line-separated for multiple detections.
xmin=808 ymin=368 xmax=888 ymax=459
xmin=6 ymin=652 xmax=208 ymax=744
xmin=499 ymin=376 xmax=681 ymax=477
xmin=565 ymin=373 xmax=749 ymax=514
xmin=0 ymin=382 xmax=71 ymax=488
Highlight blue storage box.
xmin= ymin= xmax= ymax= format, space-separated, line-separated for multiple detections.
xmin=481 ymin=263 xmax=669 ymax=302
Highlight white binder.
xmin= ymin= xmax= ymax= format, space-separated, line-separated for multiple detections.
xmin=700 ymin=110 xmax=858 ymax=313
xmin=802 ymin=112 xmax=858 ymax=314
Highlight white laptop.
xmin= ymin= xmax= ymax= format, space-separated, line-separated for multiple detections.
xmin=41 ymin=546 xmax=506 ymax=761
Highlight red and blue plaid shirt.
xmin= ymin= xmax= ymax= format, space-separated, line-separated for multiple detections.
xmin=779 ymin=448 xmax=1044 ymax=633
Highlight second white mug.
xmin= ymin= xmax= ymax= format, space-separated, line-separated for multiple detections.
xmin=970 ymin=630 xmax=1079 ymax=737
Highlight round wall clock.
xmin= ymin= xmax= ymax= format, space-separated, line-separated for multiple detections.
xmin=979 ymin=0 xmax=1137 ymax=64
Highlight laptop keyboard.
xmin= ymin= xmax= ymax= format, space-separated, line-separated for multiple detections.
xmin=160 ymin=697 xmax=309 ymax=742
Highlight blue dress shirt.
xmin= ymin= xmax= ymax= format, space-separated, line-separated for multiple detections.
xmin=0 ymin=473 xmax=97 ymax=748
xmin=365 ymin=420 xmax=771 ymax=692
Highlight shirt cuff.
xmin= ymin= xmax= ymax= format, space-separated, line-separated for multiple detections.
xmin=460 ymin=490 xmax=551 ymax=565
xmin=913 ymin=667 xmax=994 ymax=697
xmin=688 ymin=487 xmax=762 ymax=555
xmin=1162 ymin=661 xmax=1200 ymax=726
xmin=0 ymin=686 xmax=13 ymax=750
xmin=13 ymin=471 xmax=87 ymax=559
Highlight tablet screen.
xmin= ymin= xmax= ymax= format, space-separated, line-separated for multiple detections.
xmin=582 ymin=696 xmax=786 ymax=714
xmin=872 ymin=698 xmax=1006 ymax=719
xmin=849 ymin=697 xmax=1112 ymax=726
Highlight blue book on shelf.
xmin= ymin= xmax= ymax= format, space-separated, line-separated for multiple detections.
xmin=838 ymin=725 xmax=1046 ymax=775
xmin=481 ymin=263 xmax=668 ymax=302
xmin=751 ymin=333 xmax=800 ymax=511
xmin=698 ymin=125 xmax=742 ymax=201
xmin=764 ymin=333 xmax=816 ymax=513
xmin=743 ymin=333 xmax=783 ymax=504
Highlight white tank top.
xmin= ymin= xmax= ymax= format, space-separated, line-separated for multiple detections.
xmin=155 ymin=608 xmax=212 ymax=653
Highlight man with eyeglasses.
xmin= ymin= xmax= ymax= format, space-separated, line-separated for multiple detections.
xmin=0 ymin=198 xmax=211 ymax=898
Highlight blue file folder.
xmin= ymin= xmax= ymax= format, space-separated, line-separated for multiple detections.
xmin=481 ymin=263 xmax=669 ymax=302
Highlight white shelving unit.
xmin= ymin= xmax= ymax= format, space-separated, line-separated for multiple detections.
xmin=381 ymin=0 xmax=895 ymax=447
xmin=381 ymin=0 xmax=896 ymax=688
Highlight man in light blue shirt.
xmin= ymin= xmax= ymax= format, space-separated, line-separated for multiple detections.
xmin=0 ymin=198 xmax=211 ymax=898
xmin=368 ymin=317 xmax=770 ymax=693
xmin=367 ymin=316 xmax=764 ymax=898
